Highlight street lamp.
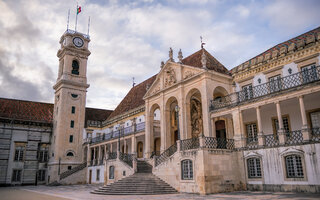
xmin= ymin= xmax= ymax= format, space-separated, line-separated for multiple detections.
xmin=175 ymin=105 xmax=180 ymax=140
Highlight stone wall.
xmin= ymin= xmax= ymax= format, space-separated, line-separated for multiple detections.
xmin=59 ymin=167 xmax=87 ymax=185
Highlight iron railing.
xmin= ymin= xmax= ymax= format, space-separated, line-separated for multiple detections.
xmin=90 ymin=122 xmax=146 ymax=144
xmin=155 ymin=143 xmax=177 ymax=166
xmin=203 ymin=137 xmax=235 ymax=150
xmin=210 ymin=65 xmax=320 ymax=111
xmin=180 ymin=137 xmax=200 ymax=151
xmin=60 ymin=162 xmax=87 ymax=180
xmin=285 ymin=130 xmax=303 ymax=145
xmin=108 ymin=152 xmax=117 ymax=160
xmin=246 ymin=137 xmax=259 ymax=149
xmin=119 ymin=152 xmax=133 ymax=167
xmin=150 ymin=151 xmax=161 ymax=159
xmin=264 ymin=134 xmax=279 ymax=147
xmin=311 ymin=127 xmax=320 ymax=142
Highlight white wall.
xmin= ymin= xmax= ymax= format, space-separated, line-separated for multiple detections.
xmin=282 ymin=62 xmax=298 ymax=77
xmin=87 ymin=165 xmax=105 ymax=184
xmin=153 ymin=108 xmax=161 ymax=121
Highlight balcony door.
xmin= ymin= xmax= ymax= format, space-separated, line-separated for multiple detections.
xmin=215 ymin=120 xmax=226 ymax=149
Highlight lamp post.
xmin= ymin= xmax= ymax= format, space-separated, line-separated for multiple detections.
xmin=175 ymin=105 xmax=180 ymax=140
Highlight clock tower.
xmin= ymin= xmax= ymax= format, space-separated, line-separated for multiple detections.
xmin=48 ymin=30 xmax=90 ymax=183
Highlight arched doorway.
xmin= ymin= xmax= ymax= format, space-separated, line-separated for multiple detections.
xmin=215 ymin=120 xmax=226 ymax=149
xmin=165 ymin=97 xmax=179 ymax=147
xmin=137 ymin=142 xmax=143 ymax=158
xmin=154 ymin=138 xmax=160 ymax=156
xmin=187 ymin=89 xmax=202 ymax=138
xmin=121 ymin=145 xmax=128 ymax=154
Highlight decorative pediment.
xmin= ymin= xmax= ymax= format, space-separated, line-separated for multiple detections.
xmin=164 ymin=66 xmax=177 ymax=87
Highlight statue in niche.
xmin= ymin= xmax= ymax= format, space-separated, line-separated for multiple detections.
xmin=190 ymin=97 xmax=203 ymax=137
xmin=164 ymin=67 xmax=176 ymax=87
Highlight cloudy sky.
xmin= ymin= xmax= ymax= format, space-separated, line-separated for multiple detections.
xmin=0 ymin=0 xmax=319 ymax=110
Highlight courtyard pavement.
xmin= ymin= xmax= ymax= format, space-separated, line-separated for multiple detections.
xmin=0 ymin=184 xmax=319 ymax=200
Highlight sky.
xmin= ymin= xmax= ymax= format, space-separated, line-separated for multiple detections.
xmin=0 ymin=0 xmax=319 ymax=110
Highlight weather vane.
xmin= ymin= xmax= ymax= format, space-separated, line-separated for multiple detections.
xmin=200 ymin=36 xmax=206 ymax=49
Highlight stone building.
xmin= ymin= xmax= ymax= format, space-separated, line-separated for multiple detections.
xmin=1 ymin=26 xmax=320 ymax=194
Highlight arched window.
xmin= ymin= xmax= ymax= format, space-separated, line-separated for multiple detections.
xmin=71 ymin=60 xmax=79 ymax=75
xmin=285 ymin=154 xmax=304 ymax=178
xmin=181 ymin=159 xmax=193 ymax=180
xmin=109 ymin=166 xmax=114 ymax=179
xmin=66 ymin=152 xmax=74 ymax=157
xmin=247 ymin=157 xmax=262 ymax=178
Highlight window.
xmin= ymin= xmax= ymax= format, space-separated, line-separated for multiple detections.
xmin=14 ymin=143 xmax=25 ymax=162
xmin=38 ymin=170 xmax=46 ymax=181
xmin=70 ymin=120 xmax=74 ymax=128
xmin=12 ymin=169 xmax=22 ymax=182
xmin=310 ymin=111 xmax=320 ymax=128
xmin=96 ymin=169 xmax=100 ymax=181
xmin=66 ymin=152 xmax=74 ymax=157
xmin=109 ymin=166 xmax=114 ymax=179
xmin=181 ymin=159 xmax=193 ymax=180
xmin=68 ymin=166 xmax=72 ymax=170
xmin=247 ymin=158 xmax=262 ymax=178
xmin=301 ymin=64 xmax=318 ymax=84
xmin=69 ymin=135 xmax=73 ymax=143
xmin=269 ymin=75 xmax=282 ymax=93
xmin=273 ymin=116 xmax=290 ymax=134
xmin=241 ymin=84 xmax=253 ymax=101
xmin=38 ymin=146 xmax=48 ymax=162
xmin=246 ymin=123 xmax=258 ymax=143
xmin=71 ymin=106 xmax=75 ymax=114
xmin=71 ymin=60 xmax=79 ymax=75
xmin=285 ymin=154 xmax=304 ymax=178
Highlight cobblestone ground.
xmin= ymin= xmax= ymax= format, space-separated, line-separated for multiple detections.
xmin=1 ymin=184 xmax=319 ymax=200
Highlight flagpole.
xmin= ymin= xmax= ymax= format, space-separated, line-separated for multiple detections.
xmin=75 ymin=3 xmax=78 ymax=31
xmin=67 ymin=9 xmax=70 ymax=30
xmin=87 ymin=16 xmax=90 ymax=36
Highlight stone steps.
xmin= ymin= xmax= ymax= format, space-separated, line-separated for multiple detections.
xmin=91 ymin=160 xmax=177 ymax=195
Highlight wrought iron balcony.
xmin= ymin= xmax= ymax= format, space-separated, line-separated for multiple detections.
xmin=210 ymin=65 xmax=320 ymax=111
xmin=89 ymin=122 xmax=145 ymax=144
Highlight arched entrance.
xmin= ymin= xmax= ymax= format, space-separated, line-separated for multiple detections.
xmin=166 ymin=97 xmax=179 ymax=146
xmin=215 ymin=120 xmax=226 ymax=148
xmin=186 ymin=89 xmax=203 ymax=138
xmin=121 ymin=145 xmax=128 ymax=154
xmin=137 ymin=142 xmax=143 ymax=158
xmin=154 ymin=138 xmax=160 ymax=156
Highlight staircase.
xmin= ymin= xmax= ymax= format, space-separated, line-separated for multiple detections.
xmin=91 ymin=160 xmax=177 ymax=195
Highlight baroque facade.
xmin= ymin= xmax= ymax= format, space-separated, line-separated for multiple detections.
xmin=0 ymin=27 xmax=319 ymax=194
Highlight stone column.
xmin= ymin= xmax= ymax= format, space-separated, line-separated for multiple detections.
xmin=276 ymin=101 xmax=285 ymax=144
xmin=232 ymin=109 xmax=245 ymax=148
xmin=212 ymin=118 xmax=216 ymax=138
xmin=256 ymin=106 xmax=265 ymax=146
xmin=160 ymin=102 xmax=167 ymax=152
xmin=110 ymin=143 xmax=113 ymax=152
xmin=145 ymin=100 xmax=152 ymax=158
xmin=178 ymin=85 xmax=186 ymax=139
xmin=201 ymin=78 xmax=212 ymax=137
xmin=124 ymin=139 xmax=127 ymax=154
xmin=299 ymin=96 xmax=311 ymax=141
xmin=131 ymin=136 xmax=137 ymax=155
xmin=93 ymin=147 xmax=96 ymax=165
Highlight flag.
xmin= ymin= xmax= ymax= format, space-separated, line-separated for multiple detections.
xmin=77 ymin=6 xmax=81 ymax=14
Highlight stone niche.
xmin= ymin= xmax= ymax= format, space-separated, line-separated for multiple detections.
xmin=272 ymin=50 xmax=279 ymax=59
xmin=264 ymin=52 xmax=271 ymax=61
xmin=288 ymin=43 xmax=296 ymax=52
xmin=279 ymin=46 xmax=287 ymax=55
xmin=306 ymin=34 xmax=315 ymax=45
xmin=297 ymin=39 xmax=305 ymax=49
xmin=257 ymin=56 xmax=264 ymax=64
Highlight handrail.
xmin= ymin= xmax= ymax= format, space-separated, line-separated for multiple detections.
xmin=155 ymin=143 xmax=177 ymax=166
xmin=60 ymin=162 xmax=87 ymax=180
xmin=210 ymin=65 xmax=320 ymax=111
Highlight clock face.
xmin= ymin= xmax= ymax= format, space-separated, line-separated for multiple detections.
xmin=73 ymin=37 xmax=84 ymax=47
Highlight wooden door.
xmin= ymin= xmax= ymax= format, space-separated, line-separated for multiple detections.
xmin=137 ymin=142 xmax=143 ymax=158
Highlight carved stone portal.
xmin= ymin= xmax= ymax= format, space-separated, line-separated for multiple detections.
xmin=164 ymin=67 xmax=176 ymax=87
xmin=190 ymin=97 xmax=203 ymax=137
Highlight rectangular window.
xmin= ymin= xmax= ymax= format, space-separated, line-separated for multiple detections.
xmin=14 ymin=143 xmax=26 ymax=162
xmin=310 ymin=111 xmax=320 ymax=128
xmin=71 ymin=106 xmax=75 ymax=114
xmin=285 ymin=155 xmax=304 ymax=178
xmin=246 ymin=123 xmax=258 ymax=143
xmin=269 ymin=75 xmax=282 ymax=93
xmin=69 ymin=135 xmax=73 ymax=143
xmin=181 ymin=160 xmax=193 ymax=180
xmin=273 ymin=116 xmax=290 ymax=134
xmin=38 ymin=170 xmax=46 ymax=181
xmin=70 ymin=120 xmax=74 ymax=128
xmin=301 ymin=64 xmax=318 ymax=84
xmin=12 ymin=169 xmax=22 ymax=182
xmin=247 ymin=158 xmax=262 ymax=178
xmin=96 ymin=169 xmax=100 ymax=181
xmin=241 ymin=84 xmax=253 ymax=101
xmin=38 ymin=150 xmax=48 ymax=162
